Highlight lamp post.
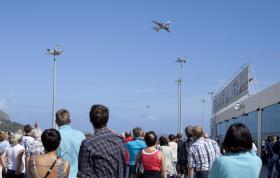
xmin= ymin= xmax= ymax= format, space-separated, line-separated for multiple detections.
xmin=175 ymin=57 xmax=186 ymax=134
xmin=208 ymin=91 xmax=214 ymax=137
xmin=208 ymin=91 xmax=214 ymax=116
xmin=46 ymin=47 xmax=63 ymax=129
xmin=201 ymin=99 xmax=206 ymax=128
xmin=175 ymin=79 xmax=181 ymax=133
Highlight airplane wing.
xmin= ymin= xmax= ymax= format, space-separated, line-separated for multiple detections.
xmin=152 ymin=20 xmax=161 ymax=26
xmin=164 ymin=28 xmax=171 ymax=33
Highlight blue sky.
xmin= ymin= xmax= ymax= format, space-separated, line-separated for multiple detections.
xmin=0 ymin=0 xmax=279 ymax=134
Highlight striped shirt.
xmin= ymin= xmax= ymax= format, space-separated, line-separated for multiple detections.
xmin=188 ymin=137 xmax=220 ymax=171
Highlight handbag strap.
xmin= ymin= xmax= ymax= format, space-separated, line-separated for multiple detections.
xmin=43 ymin=156 xmax=59 ymax=178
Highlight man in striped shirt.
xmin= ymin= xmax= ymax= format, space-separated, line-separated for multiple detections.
xmin=188 ymin=126 xmax=220 ymax=178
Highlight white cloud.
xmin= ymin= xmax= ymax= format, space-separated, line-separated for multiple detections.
xmin=0 ymin=91 xmax=15 ymax=111
xmin=0 ymin=98 xmax=8 ymax=111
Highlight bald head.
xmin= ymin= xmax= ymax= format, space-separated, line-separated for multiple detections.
xmin=203 ymin=133 xmax=209 ymax=139
xmin=193 ymin=126 xmax=204 ymax=139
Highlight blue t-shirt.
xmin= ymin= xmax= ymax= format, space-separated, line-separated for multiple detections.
xmin=209 ymin=151 xmax=262 ymax=178
xmin=126 ymin=139 xmax=146 ymax=165
xmin=57 ymin=125 xmax=85 ymax=178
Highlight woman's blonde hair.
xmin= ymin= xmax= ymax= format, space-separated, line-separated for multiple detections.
xmin=9 ymin=131 xmax=23 ymax=145
xmin=0 ymin=131 xmax=6 ymax=141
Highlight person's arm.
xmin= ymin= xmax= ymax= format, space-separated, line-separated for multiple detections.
xmin=188 ymin=167 xmax=194 ymax=178
xmin=77 ymin=141 xmax=91 ymax=178
xmin=25 ymin=144 xmax=32 ymax=178
xmin=0 ymin=150 xmax=7 ymax=168
xmin=213 ymin=140 xmax=221 ymax=157
xmin=25 ymin=155 xmax=30 ymax=177
xmin=158 ymin=151 xmax=167 ymax=178
xmin=135 ymin=151 xmax=140 ymax=164
xmin=187 ymin=146 xmax=195 ymax=178
xmin=64 ymin=160 xmax=70 ymax=178
xmin=16 ymin=149 xmax=24 ymax=175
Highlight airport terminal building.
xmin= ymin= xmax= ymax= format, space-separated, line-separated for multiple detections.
xmin=210 ymin=65 xmax=280 ymax=155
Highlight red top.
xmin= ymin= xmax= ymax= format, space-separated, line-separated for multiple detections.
xmin=125 ymin=136 xmax=133 ymax=143
xmin=141 ymin=149 xmax=161 ymax=171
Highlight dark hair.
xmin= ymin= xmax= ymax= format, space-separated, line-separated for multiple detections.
xmin=177 ymin=133 xmax=182 ymax=139
xmin=41 ymin=129 xmax=61 ymax=152
xmin=89 ymin=104 xmax=109 ymax=128
xmin=159 ymin=136 xmax=169 ymax=146
xmin=185 ymin=126 xmax=194 ymax=138
xmin=169 ymin=134 xmax=176 ymax=141
xmin=125 ymin=131 xmax=131 ymax=138
xmin=144 ymin=131 xmax=157 ymax=147
xmin=56 ymin=109 xmax=71 ymax=126
xmin=24 ymin=124 xmax=32 ymax=134
xmin=132 ymin=127 xmax=142 ymax=138
xmin=222 ymin=123 xmax=252 ymax=153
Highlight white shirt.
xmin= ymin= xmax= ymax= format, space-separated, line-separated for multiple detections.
xmin=7 ymin=144 xmax=25 ymax=173
xmin=158 ymin=145 xmax=177 ymax=175
xmin=21 ymin=135 xmax=34 ymax=150
xmin=251 ymin=143 xmax=257 ymax=154
xmin=169 ymin=141 xmax=178 ymax=161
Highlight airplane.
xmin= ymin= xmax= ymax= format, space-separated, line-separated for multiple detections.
xmin=152 ymin=20 xmax=171 ymax=33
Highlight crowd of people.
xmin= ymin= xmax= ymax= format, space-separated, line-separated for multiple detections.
xmin=265 ymin=135 xmax=280 ymax=178
xmin=0 ymin=103 xmax=275 ymax=178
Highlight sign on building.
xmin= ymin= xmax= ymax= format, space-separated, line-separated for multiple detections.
xmin=213 ymin=65 xmax=249 ymax=114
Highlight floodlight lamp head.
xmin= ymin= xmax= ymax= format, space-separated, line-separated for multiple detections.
xmin=176 ymin=57 xmax=186 ymax=63
xmin=234 ymin=103 xmax=241 ymax=111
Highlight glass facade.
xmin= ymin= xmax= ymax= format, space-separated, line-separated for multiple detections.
xmin=245 ymin=111 xmax=258 ymax=139
xmin=215 ymin=112 xmax=257 ymax=140
xmin=214 ymin=103 xmax=280 ymax=142
xmin=216 ymin=123 xmax=221 ymax=137
xmin=262 ymin=103 xmax=280 ymax=135
xmin=220 ymin=121 xmax=228 ymax=137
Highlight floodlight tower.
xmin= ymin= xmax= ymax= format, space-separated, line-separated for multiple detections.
xmin=208 ymin=91 xmax=214 ymax=115
xmin=201 ymin=99 xmax=206 ymax=128
xmin=176 ymin=57 xmax=186 ymax=134
xmin=175 ymin=79 xmax=181 ymax=133
xmin=46 ymin=46 xmax=63 ymax=129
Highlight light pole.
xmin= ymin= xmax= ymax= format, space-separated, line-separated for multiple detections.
xmin=208 ymin=91 xmax=214 ymax=116
xmin=201 ymin=99 xmax=206 ymax=128
xmin=46 ymin=47 xmax=63 ymax=129
xmin=208 ymin=91 xmax=214 ymax=137
xmin=175 ymin=79 xmax=181 ymax=133
xmin=175 ymin=57 xmax=186 ymax=134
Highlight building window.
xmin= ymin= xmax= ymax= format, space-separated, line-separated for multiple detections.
xmin=262 ymin=103 xmax=280 ymax=135
xmin=245 ymin=111 xmax=258 ymax=140
xmin=220 ymin=121 xmax=228 ymax=137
